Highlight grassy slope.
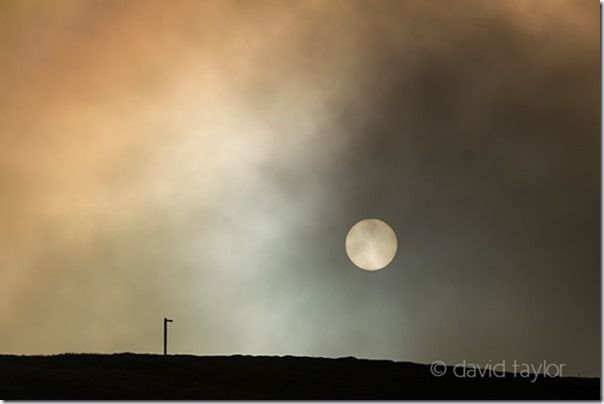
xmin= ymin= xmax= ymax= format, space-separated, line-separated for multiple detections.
xmin=0 ymin=353 xmax=599 ymax=399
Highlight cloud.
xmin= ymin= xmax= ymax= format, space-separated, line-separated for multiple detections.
xmin=0 ymin=0 xmax=598 ymax=375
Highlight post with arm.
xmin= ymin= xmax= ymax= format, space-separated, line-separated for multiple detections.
xmin=163 ymin=317 xmax=173 ymax=355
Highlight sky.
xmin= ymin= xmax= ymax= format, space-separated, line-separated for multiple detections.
xmin=0 ymin=0 xmax=600 ymax=376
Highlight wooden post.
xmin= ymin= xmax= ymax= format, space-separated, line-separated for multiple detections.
xmin=163 ymin=317 xmax=173 ymax=355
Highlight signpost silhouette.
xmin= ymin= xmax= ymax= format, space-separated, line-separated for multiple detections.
xmin=163 ymin=317 xmax=173 ymax=355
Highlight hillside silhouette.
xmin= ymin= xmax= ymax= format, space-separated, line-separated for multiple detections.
xmin=0 ymin=353 xmax=598 ymax=399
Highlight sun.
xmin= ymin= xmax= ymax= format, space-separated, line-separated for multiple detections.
xmin=345 ymin=218 xmax=397 ymax=271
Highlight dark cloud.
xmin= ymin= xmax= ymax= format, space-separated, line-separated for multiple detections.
xmin=308 ymin=0 xmax=599 ymax=373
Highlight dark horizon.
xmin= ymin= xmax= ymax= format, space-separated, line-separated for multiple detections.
xmin=0 ymin=353 xmax=599 ymax=399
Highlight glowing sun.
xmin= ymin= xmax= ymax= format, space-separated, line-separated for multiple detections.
xmin=345 ymin=218 xmax=397 ymax=271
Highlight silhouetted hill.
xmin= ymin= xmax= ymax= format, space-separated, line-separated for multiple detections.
xmin=0 ymin=353 xmax=598 ymax=399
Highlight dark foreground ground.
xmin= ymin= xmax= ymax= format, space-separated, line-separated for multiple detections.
xmin=0 ymin=353 xmax=599 ymax=400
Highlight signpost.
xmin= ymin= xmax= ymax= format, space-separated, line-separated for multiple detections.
xmin=163 ymin=317 xmax=173 ymax=355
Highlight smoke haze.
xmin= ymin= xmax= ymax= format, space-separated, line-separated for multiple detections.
xmin=0 ymin=0 xmax=599 ymax=376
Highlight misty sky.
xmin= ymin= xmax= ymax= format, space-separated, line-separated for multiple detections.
xmin=0 ymin=0 xmax=599 ymax=376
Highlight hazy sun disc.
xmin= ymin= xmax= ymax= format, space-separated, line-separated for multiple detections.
xmin=345 ymin=218 xmax=397 ymax=271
